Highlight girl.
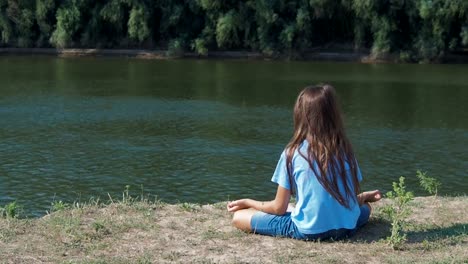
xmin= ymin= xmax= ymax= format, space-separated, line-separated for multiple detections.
xmin=227 ymin=84 xmax=381 ymax=240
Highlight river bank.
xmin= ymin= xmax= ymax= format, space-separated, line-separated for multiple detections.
xmin=2 ymin=48 xmax=468 ymax=63
xmin=0 ymin=196 xmax=466 ymax=263
xmin=0 ymin=47 xmax=370 ymax=61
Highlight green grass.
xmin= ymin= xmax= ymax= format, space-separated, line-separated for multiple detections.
xmin=0 ymin=192 xmax=466 ymax=263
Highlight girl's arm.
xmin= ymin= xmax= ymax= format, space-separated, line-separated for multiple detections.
xmin=227 ymin=185 xmax=291 ymax=215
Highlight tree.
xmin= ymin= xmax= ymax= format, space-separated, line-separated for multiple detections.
xmin=128 ymin=5 xmax=149 ymax=43
xmin=50 ymin=1 xmax=81 ymax=48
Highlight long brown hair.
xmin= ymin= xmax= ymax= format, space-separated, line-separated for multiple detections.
xmin=285 ymin=84 xmax=360 ymax=208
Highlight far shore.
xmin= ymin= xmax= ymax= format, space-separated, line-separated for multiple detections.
xmin=0 ymin=196 xmax=466 ymax=263
xmin=2 ymin=47 xmax=468 ymax=64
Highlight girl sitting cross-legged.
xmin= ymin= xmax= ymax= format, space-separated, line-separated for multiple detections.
xmin=227 ymin=84 xmax=382 ymax=241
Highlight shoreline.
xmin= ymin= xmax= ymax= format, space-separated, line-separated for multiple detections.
xmin=2 ymin=47 xmax=468 ymax=63
xmin=0 ymin=47 xmax=368 ymax=61
xmin=0 ymin=196 xmax=466 ymax=263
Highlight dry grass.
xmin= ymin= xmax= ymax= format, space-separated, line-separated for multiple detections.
xmin=0 ymin=197 xmax=466 ymax=264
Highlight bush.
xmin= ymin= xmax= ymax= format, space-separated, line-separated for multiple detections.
xmin=417 ymin=170 xmax=441 ymax=196
xmin=382 ymin=176 xmax=414 ymax=250
xmin=192 ymin=37 xmax=208 ymax=55
xmin=128 ymin=5 xmax=150 ymax=43
xmin=35 ymin=0 xmax=55 ymax=46
xmin=215 ymin=10 xmax=240 ymax=48
xmin=1 ymin=201 xmax=20 ymax=219
xmin=50 ymin=5 xmax=81 ymax=48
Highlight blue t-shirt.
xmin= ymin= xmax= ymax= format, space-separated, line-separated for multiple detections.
xmin=272 ymin=140 xmax=362 ymax=234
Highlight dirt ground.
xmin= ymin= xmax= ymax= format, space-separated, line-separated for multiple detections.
xmin=0 ymin=196 xmax=466 ymax=263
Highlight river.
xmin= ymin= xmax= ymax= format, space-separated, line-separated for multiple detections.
xmin=0 ymin=56 xmax=466 ymax=216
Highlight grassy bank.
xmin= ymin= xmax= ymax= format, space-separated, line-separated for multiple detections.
xmin=0 ymin=197 xmax=466 ymax=264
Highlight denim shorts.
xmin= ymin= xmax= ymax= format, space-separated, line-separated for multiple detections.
xmin=250 ymin=204 xmax=371 ymax=241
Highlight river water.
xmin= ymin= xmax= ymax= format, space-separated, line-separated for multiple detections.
xmin=0 ymin=56 xmax=466 ymax=216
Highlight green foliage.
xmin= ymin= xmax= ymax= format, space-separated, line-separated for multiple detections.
xmin=51 ymin=200 xmax=70 ymax=212
xmin=413 ymin=0 xmax=468 ymax=61
xmin=122 ymin=184 xmax=132 ymax=204
xmin=35 ymin=0 xmax=55 ymax=46
xmin=216 ymin=10 xmax=240 ymax=48
xmin=0 ymin=0 xmax=35 ymax=47
xmin=50 ymin=3 xmax=81 ymax=48
xmin=92 ymin=220 xmax=108 ymax=234
xmin=80 ymin=4 xmax=103 ymax=48
xmin=128 ymin=6 xmax=149 ymax=42
xmin=461 ymin=26 xmax=468 ymax=46
xmin=370 ymin=16 xmax=392 ymax=57
xmin=192 ymin=37 xmax=208 ymax=55
xmin=0 ymin=0 xmax=465 ymax=59
xmin=100 ymin=0 xmax=127 ymax=25
xmin=179 ymin=202 xmax=200 ymax=212
xmin=382 ymin=176 xmax=414 ymax=250
xmin=1 ymin=201 xmax=20 ymax=218
xmin=417 ymin=170 xmax=441 ymax=196
xmin=0 ymin=11 xmax=13 ymax=44
xmin=279 ymin=24 xmax=295 ymax=51
xmin=16 ymin=8 xmax=34 ymax=47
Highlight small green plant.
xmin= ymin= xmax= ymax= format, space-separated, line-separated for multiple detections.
xmin=93 ymin=221 xmax=105 ymax=232
xmin=122 ymin=185 xmax=133 ymax=204
xmin=180 ymin=202 xmax=199 ymax=212
xmin=382 ymin=176 xmax=414 ymax=249
xmin=92 ymin=220 xmax=110 ymax=237
xmin=51 ymin=200 xmax=70 ymax=212
xmin=1 ymin=201 xmax=20 ymax=219
xmin=417 ymin=170 xmax=441 ymax=196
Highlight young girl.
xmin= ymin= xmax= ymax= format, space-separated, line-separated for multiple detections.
xmin=227 ymin=84 xmax=381 ymax=240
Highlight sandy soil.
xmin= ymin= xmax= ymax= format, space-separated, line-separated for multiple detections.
xmin=0 ymin=197 xmax=466 ymax=263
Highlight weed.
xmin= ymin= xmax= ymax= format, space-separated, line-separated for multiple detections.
xmin=122 ymin=185 xmax=132 ymax=204
xmin=91 ymin=220 xmax=111 ymax=239
xmin=0 ymin=201 xmax=20 ymax=218
xmin=152 ymin=196 xmax=165 ymax=209
xmin=417 ymin=170 xmax=441 ymax=196
xmin=50 ymin=200 xmax=70 ymax=212
xmin=92 ymin=221 xmax=106 ymax=233
xmin=71 ymin=200 xmax=88 ymax=210
xmin=180 ymin=202 xmax=200 ymax=212
xmin=381 ymin=176 xmax=414 ymax=249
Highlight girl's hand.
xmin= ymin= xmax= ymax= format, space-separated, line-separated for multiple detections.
xmin=227 ymin=199 xmax=249 ymax=212
xmin=364 ymin=190 xmax=382 ymax=203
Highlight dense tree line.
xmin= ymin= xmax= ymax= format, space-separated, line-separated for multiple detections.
xmin=0 ymin=0 xmax=467 ymax=61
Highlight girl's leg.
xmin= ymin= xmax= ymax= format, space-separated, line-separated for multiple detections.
xmin=231 ymin=208 xmax=259 ymax=232
xmin=232 ymin=210 xmax=300 ymax=239
xmin=356 ymin=202 xmax=371 ymax=229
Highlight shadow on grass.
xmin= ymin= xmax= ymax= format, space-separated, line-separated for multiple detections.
xmin=349 ymin=218 xmax=392 ymax=243
xmin=406 ymin=223 xmax=467 ymax=244
xmin=349 ymin=220 xmax=467 ymax=244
